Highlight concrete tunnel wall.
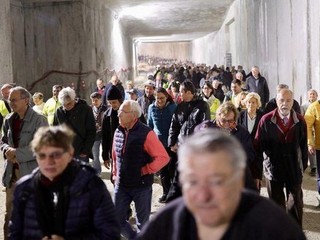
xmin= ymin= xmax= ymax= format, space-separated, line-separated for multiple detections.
xmin=192 ymin=0 xmax=320 ymax=103
xmin=1 ymin=0 xmax=132 ymax=100
xmin=0 ymin=0 xmax=14 ymax=84
xmin=1 ymin=0 xmax=320 ymax=102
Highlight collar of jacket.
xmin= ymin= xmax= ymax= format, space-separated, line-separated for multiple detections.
xmin=270 ymin=109 xmax=299 ymax=124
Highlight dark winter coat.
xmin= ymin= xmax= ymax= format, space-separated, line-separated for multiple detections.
xmin=9 ymin=160 xmax=120 ymax=239
xmin=246 ymin=75 xmax=270 ymax=108
xmin=101 ymin=107 xmax=119 ymax=160
xmin=53 ymin=99 xmax=96 ymax=157
xmin=254 ymin=109 xmax=308 ymax=186
xmin=168 ymin=96 xmax=210 ymax=147
xmin=138 ymin=191 xmax=306 ymax=240
xmin=237 ymin=109 xmax=264 ymax=141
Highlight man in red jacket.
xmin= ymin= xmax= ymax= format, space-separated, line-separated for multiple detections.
xmin=254 ymin=89 xmax=308 ymax=226
xmin=112 ymin=100 xmax=169 ymax=240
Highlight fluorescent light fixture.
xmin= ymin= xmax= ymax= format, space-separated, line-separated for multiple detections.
xmin=119 ymin=5 xmax=157 ymax=19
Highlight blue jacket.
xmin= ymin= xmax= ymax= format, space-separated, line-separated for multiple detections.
xmin=9 ymin=160 xmax=120 ymax=239
xmin=147 ymin=102 xmax=176 ymax=147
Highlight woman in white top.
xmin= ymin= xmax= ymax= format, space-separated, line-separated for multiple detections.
xmin=32 ymin=92 xmax=45 ymax=114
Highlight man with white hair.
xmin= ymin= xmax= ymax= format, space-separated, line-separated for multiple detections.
xmin=138 ymin=130 xmax=305 ymax=240
xmin=53 ymin=87 xmax=96 ymax=162
xmin=112 ymin=100 xmax=169 ymax=239
xmin=255 ymin=89 xmax=308 ymax=226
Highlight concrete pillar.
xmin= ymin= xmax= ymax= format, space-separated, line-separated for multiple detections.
xmin=0 ymin=0 xmax=13 ymax=84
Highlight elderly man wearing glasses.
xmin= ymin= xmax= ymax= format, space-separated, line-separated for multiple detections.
xmin=112 ymin=100 xmax=169 ymax=240
xmin=138 ymin=130 xmax=305 ymax=240
xmin=0 ymin=86 xmax=48 ymax=239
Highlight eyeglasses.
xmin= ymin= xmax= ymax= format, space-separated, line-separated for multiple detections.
xmin=8 ymin=97 xmax=26 ymax=103
xmin=36 ymin=151 xmax=66 ymax=160
xmin=181 ymin=172 xmax=241 ymax=191
xmin=219 ymin=119 xmax=235 ymax=124
xmin=118 ymin=109 xmax=133 ymax=114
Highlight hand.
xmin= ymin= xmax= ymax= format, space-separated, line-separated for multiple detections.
xmin=170 ymin=144 xmax=178 ymax=153
xmin=5 ymin=147 xmax=16 ymax=161
xmin=8 ymin=157 xmax=18 ymax=164
xmin=104 ymin=159 xmax=110 ymax=169
xmin=308 ymin=145 xmax=315 ymax=155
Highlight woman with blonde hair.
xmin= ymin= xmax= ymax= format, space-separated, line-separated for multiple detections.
xmin=237 ymin=92 xmax=264 ymax=140
xmin=234 ymin=91 xmax=248 ymax=112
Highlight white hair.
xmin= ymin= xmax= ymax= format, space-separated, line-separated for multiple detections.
xmin=58 ymin=87 xmax=76 ymax=105
xmin=123 ymin=100 xmax=142 ymax=118
xmin=178 ymin=129 xmax=247 ymax=173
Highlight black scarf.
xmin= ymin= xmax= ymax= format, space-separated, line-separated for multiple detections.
xmin=34 ymin=162 xmax=79 ymax=237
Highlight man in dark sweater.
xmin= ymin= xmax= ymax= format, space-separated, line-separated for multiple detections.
xmin=53 ymin=87 xmax=96 ymax=162
xmin=138 ymin=130 xmax=306 ymax=240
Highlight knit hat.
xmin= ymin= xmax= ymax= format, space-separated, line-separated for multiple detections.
xmin=106 ymin=85 xmax=122 ymax=100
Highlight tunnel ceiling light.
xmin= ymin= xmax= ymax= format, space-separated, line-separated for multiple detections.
xmin=119 ymin=5 xmax=157 ymax=20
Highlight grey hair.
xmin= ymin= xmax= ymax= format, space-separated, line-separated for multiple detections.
xmin=10 ymin=86 xmax=31 ymax=100
xmin=123 ymin=100 xmax=142 ymax=118
xmin=308 ymin=89 xmax=318 ymax=96
xmin=58 ymin=87 xmax=76 ymax=105
xmin=276 ymin=88 xmax=293 ymax=100
xmin=276 ymin=84 xmax=289 ymax=93
xmin=178 ymin=129 xmax=246 ymax=172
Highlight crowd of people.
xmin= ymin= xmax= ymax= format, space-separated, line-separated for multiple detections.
xmin=0 ymin=62 xmax=318 ymax=239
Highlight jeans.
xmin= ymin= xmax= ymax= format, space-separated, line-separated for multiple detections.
xmin=114 ymin=185 xmax=152 ymax=240
xmin=92 ymin=139 xmax=102 ymax=174
xmin=309 ymin=151 xmax=317 ymax=169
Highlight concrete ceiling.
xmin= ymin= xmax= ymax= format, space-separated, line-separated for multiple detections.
xmin=105 ymin=0 xmax=235 ymax=42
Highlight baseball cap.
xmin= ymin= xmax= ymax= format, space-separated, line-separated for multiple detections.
xmin=144 ymin=80 xmax=156 ymax=88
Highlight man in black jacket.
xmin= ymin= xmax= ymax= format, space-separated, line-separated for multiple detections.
xmin=53 ymin=87 xmax=96 ymax=162
xmin=245 ymin=66 xmax=270 ymax=109
xmin=138 ymin=130 xmax=305 ymax=240
xmin=166 ymin=80 xmax=210 ymax=202
xmin=101 ymin=85 xmax=123 ymax=173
